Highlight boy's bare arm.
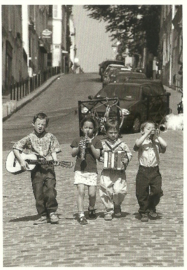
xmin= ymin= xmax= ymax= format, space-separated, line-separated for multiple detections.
xmin=51 ymin=152 xmax=58 ymax=162
xmin=134 ymin=130 xmax=152 ymax=148
xmin=90 ymin=145 xmax=100 ymax=160
xmin=13 ymin=149 xmax=29 ymax=171
xmin=156 ymin=136 xmax=167 ymax=152
xmin=71 ymin=146 xmax=80 ymax=157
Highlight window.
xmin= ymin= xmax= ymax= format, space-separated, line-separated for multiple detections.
xmin=49 ymin=6 xmax=53 ymax=17
xmin=47 ymin=53 xmax=52 ymax=67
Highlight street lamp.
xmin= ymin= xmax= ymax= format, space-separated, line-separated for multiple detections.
xmin=74 ymin=57 xmax=79 ymax=73
xmin=112 ymin=40 xmax=122 ymax=60
xmin=112 ymin=43 xmax=118 ymax=60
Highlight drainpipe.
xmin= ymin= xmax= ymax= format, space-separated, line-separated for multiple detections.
xmin=169 ymin=5 xmax=175 ymax=86
xmin=152 ymin=57 xmax=157 ymax=80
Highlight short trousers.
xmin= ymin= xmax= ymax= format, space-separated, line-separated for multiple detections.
xmin=74 ymin=171 xmax=98 ymax=186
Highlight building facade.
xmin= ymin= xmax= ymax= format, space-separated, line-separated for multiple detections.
xmin=23 ymin=5 xmax=51 ymax=77
xmin=2 ymin=5 xmax=74 ymax=97
xmin=159 ymin=5 xmax=183 ymax=89
xmin=171 ymin=5 xmax=183 ymax=89
xmin=47 ymin=5 xmax=72 ymax=73
xmin=2 ymin=5 xmax=28 ymax=95
xmin=69 ymin=14 xmax=76 ymax=70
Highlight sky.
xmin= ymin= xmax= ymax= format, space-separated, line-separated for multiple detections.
xmin=72 ymin=5 xmax=116 ymax=73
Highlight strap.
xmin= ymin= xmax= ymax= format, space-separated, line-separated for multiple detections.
xmin=105 ymin=141 xmax=123 ymax=151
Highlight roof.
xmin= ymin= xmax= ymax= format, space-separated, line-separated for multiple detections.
xmin=108 ymin=64 xmax=125 ymax=67
xmin=108 ymin=80 xmax=163 ymax=86
xmin=104 ymin=81 xmax=166 ymax=95
xmin=99 ymin=60 xmax=124 ymax=66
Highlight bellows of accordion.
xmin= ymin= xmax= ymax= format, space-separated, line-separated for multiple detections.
xmin=103 ymin=151 xmax=128 ymax=170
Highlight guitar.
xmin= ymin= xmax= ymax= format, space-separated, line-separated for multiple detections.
xmin=6 ymin=151 xmax=74 ymax=174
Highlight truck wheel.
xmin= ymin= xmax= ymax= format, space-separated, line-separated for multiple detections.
xmin=132 ymin=117 xmax=141 ymax=133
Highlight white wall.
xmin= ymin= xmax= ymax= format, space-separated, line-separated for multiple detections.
xmin=22 ymin=5 xmax=29 ymax=66
xmin=52 ymin=5 xmax=62 ymax=67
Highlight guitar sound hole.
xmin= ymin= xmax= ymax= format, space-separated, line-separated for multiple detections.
xmin=25 ymin=159 xmax=31 ymax=164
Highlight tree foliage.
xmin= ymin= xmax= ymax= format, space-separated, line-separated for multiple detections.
xmin=84 ymin=5 xmax=161 ymax=56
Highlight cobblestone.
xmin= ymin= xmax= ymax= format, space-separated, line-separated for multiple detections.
xmin=2 ymin=73 xmax=184 ymax=267
xmin=3 ymin=128 xmax=183 ymax=267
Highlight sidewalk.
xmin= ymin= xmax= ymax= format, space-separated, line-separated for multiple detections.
xmin=2 ymin=74 xmax=63 ymax=122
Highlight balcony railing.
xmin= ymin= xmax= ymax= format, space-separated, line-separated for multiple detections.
xmin=10 ymin=66 xmax=60 ymax=101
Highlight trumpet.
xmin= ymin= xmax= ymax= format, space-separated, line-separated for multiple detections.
xmin=80 ymin=131 xmax=88 ymax=161
xmin=157 ymin=124 xmax=167 ymax=132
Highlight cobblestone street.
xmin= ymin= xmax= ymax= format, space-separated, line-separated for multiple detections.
xmin=3 ymin=129 xmax=183 ymax=267
xmin=2 ymin=2 xmax=184 ymax=267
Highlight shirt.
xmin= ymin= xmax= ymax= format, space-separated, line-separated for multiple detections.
xmin=133 ymin=138 xmax=165 ymax=167
xmin=13 ymin=131 xmax=61 ymax=160
xmin=70 ymin=136 xmax=103 ymax=173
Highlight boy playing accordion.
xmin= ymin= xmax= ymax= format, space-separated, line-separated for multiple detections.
xmin=99 ymin=119 xmax=132 ymax=220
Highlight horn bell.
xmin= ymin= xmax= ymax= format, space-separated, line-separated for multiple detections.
xmin=159 ymin=124 xmax=167 ymax=132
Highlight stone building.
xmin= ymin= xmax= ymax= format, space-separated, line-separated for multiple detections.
xmin=171 ymin=5 xmax=183 ymax=89
xmin=159 ymin=5 xmax=183 ymax=89
xmin=47 ymin=5 xmax=72 ymax=73
xmin=69 ymin=14 xmax=76 ymax=70
xmin=2 ymin=5 xmax=28 ymax=95
xmin=22 ymin=5 xmax=50 ymax=77
xmin=2 ymin=5 xmax=74 ymax=97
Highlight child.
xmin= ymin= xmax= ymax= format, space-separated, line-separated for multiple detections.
xmin=13 ymin=112 xmax=61 ymax=225
xmin=71 ymin=116 xmax=102 ymax=225
xmin=133 ymin=120 xmax=167 ymax=222
xmin=99 ymin=119 xmax=132 ymax=221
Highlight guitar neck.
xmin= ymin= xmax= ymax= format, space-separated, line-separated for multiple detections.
xmin=26 ymin=159 xmax=53 ymax=165
xmin=26 ymin=159 xmax=73 ymax=168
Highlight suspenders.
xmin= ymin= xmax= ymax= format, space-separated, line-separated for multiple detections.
xmin=104 ymin=140 xmax=129 ymax=168
xmin=104 ymin=141 xmax=123 ymax=151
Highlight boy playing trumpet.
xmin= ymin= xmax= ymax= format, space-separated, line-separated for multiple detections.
xmin=133 ymin=121 xmax=167 ymax=222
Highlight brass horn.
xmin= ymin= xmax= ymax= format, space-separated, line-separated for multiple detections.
xmin=158 ymin=124 xmax=167 ymax=132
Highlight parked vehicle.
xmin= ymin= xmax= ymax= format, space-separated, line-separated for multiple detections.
xmin=102 ymin=64 xmax=128 ymax=87
xmin=99 ymin=60 xmax=124 ymax=81
xmin=78 ymin=81 xmax=171 ymax=134
xmin=110 ymin=71 xmax=147 ymax=82
xmin=177 ymin=93 xmax=183 ymax=114
xmin=103 ymin=70 xmax=147 ymax=87
xmin=116 ymin=71 xmax=147 ymax=82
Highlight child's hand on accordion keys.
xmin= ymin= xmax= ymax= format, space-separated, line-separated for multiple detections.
xmin=122 ymin=157 xmax=129 ymax=165
xmin=99 ymin=156 xmax=104 ymax=163
xmin=122 ymin=157 xmax=129 ymax=170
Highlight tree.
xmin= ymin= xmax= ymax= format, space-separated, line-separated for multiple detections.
xmin=84 ymin=5 xmax=161 ymax=56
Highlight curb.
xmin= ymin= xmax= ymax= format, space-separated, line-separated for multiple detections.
xmin=2 ymin=74 xmax=63 ymax=122
xmin=164 ymin=85 xmax=182 ymax=93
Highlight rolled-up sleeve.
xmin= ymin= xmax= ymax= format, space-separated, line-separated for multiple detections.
xmin=50 ymin=135 xmax=61 ymax=153
xmin=122 ymin=142 xmax=132 ymax=161
xmin=13 ymin=136 xmax=30 ymax=152
xmin=70 ymin=138 xmax=79 ymax=148
xmin=94 ymin=138 xmax=103 ymax=150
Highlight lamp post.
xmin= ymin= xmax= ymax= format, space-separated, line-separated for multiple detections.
xmin=112 ymin=44 xmax=117 ymax=60
xmin=74 ymin=57 xmax=79 ymax=73
xmin=112 ymin=41 xmax=122 ymax=60
xmin=74 ymin=44 xmax=77 ymax=58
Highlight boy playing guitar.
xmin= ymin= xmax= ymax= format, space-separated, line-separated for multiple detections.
xmin=12 ymin=112 xmax=64 ymax=225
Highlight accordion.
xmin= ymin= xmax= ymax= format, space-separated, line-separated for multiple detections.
xmin=103 ymin=150 xmax=128 ymax=170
